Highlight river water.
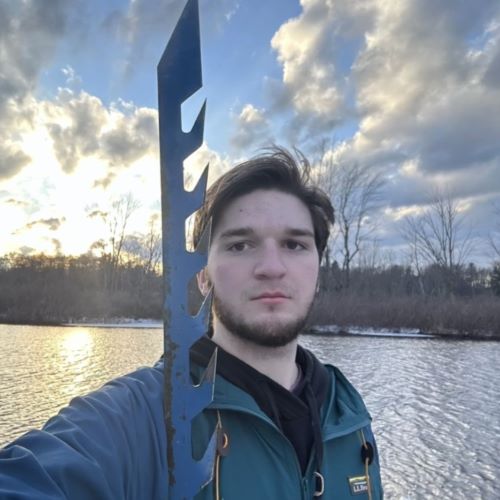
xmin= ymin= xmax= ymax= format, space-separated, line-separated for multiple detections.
xmin=0 ymin=324 xmax=498 ymax=499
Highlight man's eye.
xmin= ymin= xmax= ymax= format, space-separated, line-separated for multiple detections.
xmin=228 ymin=242 xmax=248 ymax=252
xmin=285 ymin=240 xmax=306 ymax=250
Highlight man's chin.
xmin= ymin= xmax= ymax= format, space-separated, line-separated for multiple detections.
xmin=213 ymin=294 xmax=311 ymax=347
xmin=226 ymin=317 xmax=305 ymax=348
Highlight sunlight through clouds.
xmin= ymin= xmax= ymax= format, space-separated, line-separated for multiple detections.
xmin=0 ymin=0 xmax=499 ymax=264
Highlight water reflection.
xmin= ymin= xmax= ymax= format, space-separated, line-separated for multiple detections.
xmin=1 ymin=325 xmax=499 ymax=499
xmin=59 ymin=328 xmax=94 ymax=366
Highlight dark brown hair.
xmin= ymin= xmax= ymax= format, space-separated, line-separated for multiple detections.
xmin=193 ymin=147 xmax=334 ymax=259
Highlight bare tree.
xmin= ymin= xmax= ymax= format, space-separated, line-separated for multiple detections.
xmin=122 ymin=213 xmax=162 ymax=278
xmin=317 ymin=148 xmax=385 ymax=288
xmin=88 ymin=194 xmax=140 ymax=291
xmin=400 ymin=190 xmax=473 ymax=295
xmin=488 ymin=203 xmax=500 ymax=261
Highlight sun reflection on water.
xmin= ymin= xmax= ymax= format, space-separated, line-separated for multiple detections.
xmin=59 ymin=328 xmax=94 ymax=366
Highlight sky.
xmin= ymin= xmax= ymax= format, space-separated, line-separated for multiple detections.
xmin=1 ymin=0 xmax=500 ymax=265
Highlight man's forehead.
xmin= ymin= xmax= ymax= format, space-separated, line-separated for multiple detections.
xmin=209 ymin=188 xmax=315 ymax=241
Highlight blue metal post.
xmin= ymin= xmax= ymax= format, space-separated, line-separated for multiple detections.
xmin=158 ymin=0 xmax=216 ymax=497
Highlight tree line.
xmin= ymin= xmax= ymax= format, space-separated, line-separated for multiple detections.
xmin=1 ymin=160 xmax=500 ymax=337
xmin=0 ymin=248 xmax=499 ymax=337
xmin=0 ymin=252 xmax=162 ymax=324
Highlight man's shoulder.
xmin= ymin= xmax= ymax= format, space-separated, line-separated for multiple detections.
xmin=0 ymin=361 xmax=168 ymax=499
xmin=68 ymin=362 xmax=163 ymax=408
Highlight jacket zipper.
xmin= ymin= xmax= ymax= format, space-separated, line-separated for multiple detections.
xmin=209 ymin=402 xmax=372 ymax=499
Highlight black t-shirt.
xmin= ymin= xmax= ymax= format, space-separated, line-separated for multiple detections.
xmin=190 ymin=336 xmax=330 ymax=474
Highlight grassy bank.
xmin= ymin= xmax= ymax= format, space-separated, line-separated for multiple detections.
xmin=309 ymin=293 xmax=500 ymax=340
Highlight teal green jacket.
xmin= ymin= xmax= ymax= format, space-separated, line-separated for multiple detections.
xmin=0 ymin=360 xmax=382 ymax=499
xmin=193 ymin=364 xmax=383 ymax=499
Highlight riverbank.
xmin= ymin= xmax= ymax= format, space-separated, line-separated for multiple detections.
xmin=309 ymin=293 xmax=500 ymax=341
xmin=16 ymin=317 xmax=497 ymax=341
xmin=308 ymin=325 xmax=500 ymax=341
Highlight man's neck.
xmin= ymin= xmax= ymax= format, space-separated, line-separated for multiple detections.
xmin=211 ymin=326 xmax=299 ymax=390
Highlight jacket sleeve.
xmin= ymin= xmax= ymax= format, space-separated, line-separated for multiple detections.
xmin=0 ymin=365 xmax=168 ymax=500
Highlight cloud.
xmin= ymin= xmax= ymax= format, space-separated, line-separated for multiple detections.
xmin=351 ymin=0 xmax=500 ymax=173
xmin=47 ymin=90 xmax=105 ymax=173
xmin=0 ymin=144 xmax=31 ymax=180
xmin=268 ymin=0 xmax=500 ymax=174
xmin=230 ymin=104 xmax=273 ymax=151
xmin=51 ymin=237 xmax=63 ymax=254
xmin=0 ymin=0 xmax=78 ymax=180
xmin=25 ymin=217 xmax=66 ymax=231
xmin=106 ymin=0 xmax=240 ymax=80
xmin=5 ymin=198 xmax=30 ymax=207
xmin=482 ymin=23 xmax=500 ymax=87
xmin=61 ymin=65 xmax=82 ymax=88
xmin=101 ymin=106 xmax=158 ymax=165
xmin=269 ymin=0 xmax=376 ymax=140
xmin=87 ymin=209 xmax=108 ymax=220
xmin=184 ymin=141 xmax=231 ymax=190
xmin=262 ymin=0 xmax=498 ymax=260
xmin=45 ymin=89 xmax=158 ymax=178
xmin=18 ymin=246 xmax=36 ymax=256
xmin=0 ymin=0 xmax=70 ymax=108
xmin=293 ymin=0 xmax=500 ymax=225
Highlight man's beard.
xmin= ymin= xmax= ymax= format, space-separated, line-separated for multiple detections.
xmin=212 ymin=293 xmax=314 ymax=348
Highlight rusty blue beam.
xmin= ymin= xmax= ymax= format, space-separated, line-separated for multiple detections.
xmin=158 ymin=0 xmax=216 ymax=497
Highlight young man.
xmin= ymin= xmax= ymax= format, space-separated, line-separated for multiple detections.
xmin=0 ymin=148 xmax=383 ymax=499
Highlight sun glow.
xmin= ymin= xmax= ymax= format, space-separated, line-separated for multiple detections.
xmin=59 ymin=329 xmax=94 ymax=366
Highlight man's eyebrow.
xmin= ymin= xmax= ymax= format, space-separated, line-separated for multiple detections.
xmin=218 ymin=227 xmax=255 ymax=239
xmin=217 ymin=227 xmax=315 ymax=239
xmin=284 ymin=228 xmax=315 ymax=238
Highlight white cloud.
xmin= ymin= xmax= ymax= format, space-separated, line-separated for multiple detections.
xmin=61 ymin=65 xmax=82 ymax=87
xmin=230 ymin=104 xmax=272 ymax=152
xmin=266 ymin=0 xmax=498 ymax=258
xmin=184 ymin=141 xmax=231 ymax=190
xmin=301 ymin=0 xmax=500 ymax=214
xmin=0 ymin=85 xmax=162 ymax=255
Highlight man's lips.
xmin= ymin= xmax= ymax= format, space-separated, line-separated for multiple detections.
xmin=252 ymin=292 xmax=290 ymax=302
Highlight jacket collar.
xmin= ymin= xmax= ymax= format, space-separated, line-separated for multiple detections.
xmin=191 ymin=359 xmax=371 ymax=439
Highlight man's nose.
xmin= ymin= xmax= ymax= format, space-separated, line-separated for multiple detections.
xmin=253 ymin=243 xmax=286 ymax=279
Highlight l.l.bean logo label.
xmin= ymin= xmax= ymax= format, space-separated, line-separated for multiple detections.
xmin=348 ymin=475 xmax=369 ymax=496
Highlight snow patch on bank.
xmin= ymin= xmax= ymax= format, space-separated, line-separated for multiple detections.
xmin=64 ymin=318 xmax=163 ymax=329
xmin=309 ymin=325 xmax=435 ymax=338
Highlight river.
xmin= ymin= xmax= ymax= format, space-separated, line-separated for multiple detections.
xmin=0 ymin=324 xmax=498 ymax=499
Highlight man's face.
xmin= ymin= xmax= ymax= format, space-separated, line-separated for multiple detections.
xmin=204 ymin=189 xmax=319 ymax=347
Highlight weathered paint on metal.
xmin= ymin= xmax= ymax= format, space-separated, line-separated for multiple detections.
xmin=157 ymin=0 xmax=216 ymax=497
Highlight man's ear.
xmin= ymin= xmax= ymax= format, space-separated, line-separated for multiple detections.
xmin=197 ymin=268 xmax=212 ymax=297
